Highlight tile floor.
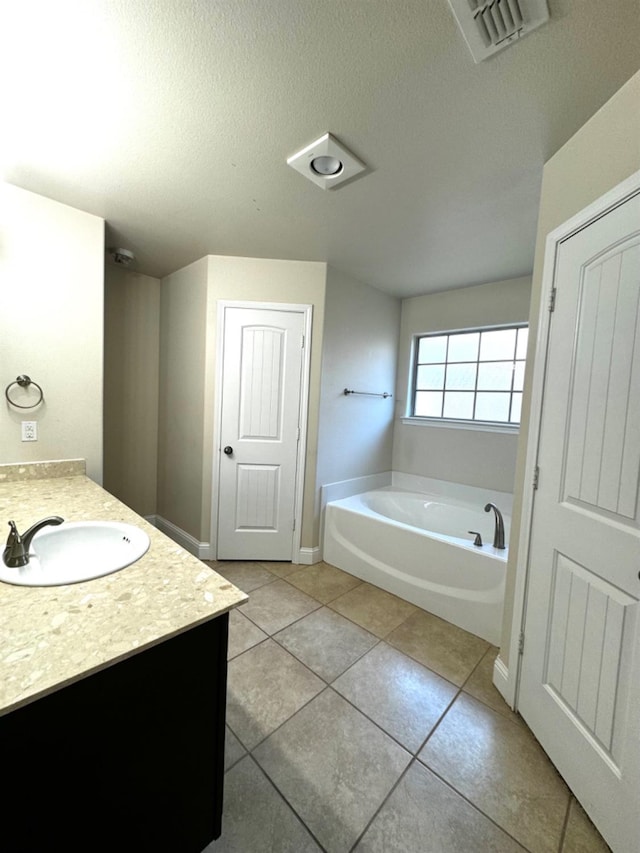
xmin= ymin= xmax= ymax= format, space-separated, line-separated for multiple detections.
xmin=204 ymin=560 xmax=610 ymax=853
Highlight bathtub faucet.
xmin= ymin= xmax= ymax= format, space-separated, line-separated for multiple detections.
xmin=484 ymin=503 xmax=505 ymax=550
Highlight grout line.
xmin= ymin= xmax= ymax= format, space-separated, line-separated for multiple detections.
xmin=245 ymin=754 xmax=329 ymax=852
xmin=417 ymin=760 xmax=538 ymax=852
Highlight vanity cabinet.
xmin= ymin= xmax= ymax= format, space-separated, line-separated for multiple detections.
xmin=2 ymin=613 xmax=229 ymax=853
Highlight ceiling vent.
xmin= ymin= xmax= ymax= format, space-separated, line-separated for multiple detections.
xmin=447 ymin=0 xmax=549 ymax=63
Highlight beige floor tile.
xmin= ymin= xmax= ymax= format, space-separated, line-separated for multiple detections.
xmin=333 ymin=643 xmax=457 ymax=752
xmin=227 ymin=608 xmax=268 ymax=659
xmin=328 ymin=582 xmax=416 ymax=638
xmin=240 ymin=578 xmax=321 ymax=634
xmin=213 ymin=561 xmax=277 ymax=592
xmin=206 ymin=756 xmax=321 ymax=852
xmin=355 ymin=760 xmax=526 ymax=852
xmin=258 ymin=561 xmax=301 ymax=578
xmin=254 ymin=688 xmax=411 ymax=853
xmin=286 ymin=561 xmax=362 ymax=603
xmin=561 ymin=798 xmax=611 ymax=852
xmin=419 ymin=692 xmax=570 ymax=853
xmin=463 ymin=647 xmax=526 ymax=725
xmin=274 ymin=607 xmax=379 ymax=682
xmin=387 ymin=608 xmax=489 ymax=685
xmin=226 ymin=639 xmax=324 ymax=750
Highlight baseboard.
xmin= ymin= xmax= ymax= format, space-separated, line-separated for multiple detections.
xmin=154 ymin=515 xmax=211 ymax=560
xmin=492 ymin=654 xmax=515 ymax=709
xmin=296 ymin=546 xmax=322 ymax=565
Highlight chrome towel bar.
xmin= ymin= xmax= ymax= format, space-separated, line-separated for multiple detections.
xmin=343 ymin=388 xmax=392 ymax=399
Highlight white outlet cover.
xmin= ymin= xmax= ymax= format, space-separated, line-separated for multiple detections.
xmin=21 ymin=421 xmax=37 ymax=441
xmin=287 ymin=133 xmax=366 ymax=190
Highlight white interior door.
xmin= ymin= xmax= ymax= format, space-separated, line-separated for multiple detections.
xmin=518 ymin=191 xmax=640 ymax=852
xmin=217 ymin=306 xmax=306 ymax=561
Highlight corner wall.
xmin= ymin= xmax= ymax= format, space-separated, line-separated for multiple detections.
xmin=393 ymin=276 xmax=532 ymax=494
xmin=156 ymin=258 xmax=209 ymax=538
xmin=0 ymin=183 xmax=105 ymax=481
xmin=104 ymin=265 xmax=160 ymax=516
xmin=315 ymin=266 xmax=400 ymax=542
xmin=501 ymin=69 xmax=640 ymax=667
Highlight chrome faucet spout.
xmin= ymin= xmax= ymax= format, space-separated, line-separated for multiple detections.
xmin=3 ymin=516 xmax=64 ymax=567
xmin=484 ymin=503 xmax=505 ymax=550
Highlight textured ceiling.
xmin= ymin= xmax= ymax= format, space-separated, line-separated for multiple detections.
xmin=3 ymin=1 xmax=639 ymax=297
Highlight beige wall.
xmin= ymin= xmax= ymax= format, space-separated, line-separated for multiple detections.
xmin=104 ymin=265 xmax=160 ymax=516
xmin=393 ymin=276 xmax=532 ymax=494
xmin=204 ymin=256 xmax=327 ymax=551
xmin=500 ymin=69 xmax=640 ymax=666
xmin=157 ymin=258 xmax=209 ymax=538
xmin=156 ymin=254 xmax=327 ymax=550
xmin=0 ymin=183 xmax=104 ymax=481
xmin=315 ymin=266 xmax=400 ymax=539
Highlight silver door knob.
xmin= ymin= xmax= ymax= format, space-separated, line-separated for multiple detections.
xmin=223 ymin=446 xmax=233 ymax=456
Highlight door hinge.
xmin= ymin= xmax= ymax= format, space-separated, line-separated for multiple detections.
xmin=548 ymin=287 xmax=557 ymax=312
xmin=533 ymin=465 xmax=539 ymax=490
xmin=297 ymin=427 xmax=300 ymax=442
xmin=292 ymin=517 xmax=296 ymax=531
xmin=518 ymin=631 xmax=525 ymax=655
xmin=301 ymin=334 xmax=305 ymax=349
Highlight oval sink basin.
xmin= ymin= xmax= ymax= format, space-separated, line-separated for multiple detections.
xmin=0 ymin=521 xmax=150 ymax=587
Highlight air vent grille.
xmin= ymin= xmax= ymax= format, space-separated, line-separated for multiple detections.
xmin=447 ymin=0 xmax=549 ymax=62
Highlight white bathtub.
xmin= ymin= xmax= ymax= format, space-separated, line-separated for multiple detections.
xmin=323 ymin=484 xmax=510 ymax=645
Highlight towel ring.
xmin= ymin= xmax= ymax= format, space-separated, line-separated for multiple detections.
xmin=5 ymin=375 xmax=44 ymax=409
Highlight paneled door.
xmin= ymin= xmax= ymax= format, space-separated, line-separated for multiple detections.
xmin=518 ymin=191 xmax=640 ymax=851
xmin=216 ymin=305 xmax=307 ymax=561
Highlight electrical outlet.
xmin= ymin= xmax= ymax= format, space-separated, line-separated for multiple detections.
xmin=21 ymin=421 xmax=38 ymax=442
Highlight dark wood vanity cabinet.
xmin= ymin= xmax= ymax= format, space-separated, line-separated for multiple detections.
xmin=1 ymin=613 xmax=229 ymax=853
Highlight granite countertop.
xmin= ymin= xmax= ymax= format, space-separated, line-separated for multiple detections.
xmin=0 ymin=461 xmax=248 ymax=716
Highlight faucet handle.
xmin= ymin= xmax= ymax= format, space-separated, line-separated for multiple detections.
xmin=6 ymin=520 xmax=21 ymax=543
xmin=468 ymin=531 xmax=483 ymax=547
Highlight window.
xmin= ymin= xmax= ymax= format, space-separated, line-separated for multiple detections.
xmin=411 ymin=324 xmax=527 ymax=426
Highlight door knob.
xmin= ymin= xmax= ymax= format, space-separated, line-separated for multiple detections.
xmin=223 ymin=446 xmax=233 ymax=456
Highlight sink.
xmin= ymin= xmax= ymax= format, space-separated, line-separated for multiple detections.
xmin=0 ymin=521 xmax=150 ymax=587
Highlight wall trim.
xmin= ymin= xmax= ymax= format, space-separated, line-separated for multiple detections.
xmin=296 ymin=546 xmax=322 ymax=565
xmin=211 ymin=300 xmax=313 ymax=562
xmin=492 ymin=654 xmax=513 ymax=709
xmin=155 ymin=515 xmax=211 ymax=560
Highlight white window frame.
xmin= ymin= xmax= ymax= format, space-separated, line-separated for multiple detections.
xmin=404 ymin=322 xmax=527 ymax=432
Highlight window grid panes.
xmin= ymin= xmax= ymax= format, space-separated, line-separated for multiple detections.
xmin=412 ymin=325 xmax=527 ymax=425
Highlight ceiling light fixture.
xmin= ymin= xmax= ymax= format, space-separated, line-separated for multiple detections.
xmin=287 ymin=133 xmax=366 ymax=190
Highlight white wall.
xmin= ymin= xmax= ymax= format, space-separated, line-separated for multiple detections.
xmin=316 ymin=266 xmax=400 ymax=538
xmin=0 ymin=183 xmax=104 ymax=481
xmin=500 ymin=69 xmax=640 ymax=666
xmin=393 ymin=276 xmax=532 ymax=494
xmin=104 ymin=265 xmax=160 ymax=516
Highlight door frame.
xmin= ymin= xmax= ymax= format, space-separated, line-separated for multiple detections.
xmin=502 ymin=168 xmax=640 ymax=710
xmin=210 ymin=300 xmax=313 ymax=563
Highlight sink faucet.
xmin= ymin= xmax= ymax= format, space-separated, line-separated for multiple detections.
xmin=484 ymin=503 xmax=505 ymax=550
xmin=3 ymin=517 xmax=64 ymax=567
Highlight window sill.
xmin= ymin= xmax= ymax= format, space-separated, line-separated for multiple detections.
xmin=400 ymin=417 xmax=520 ymax=435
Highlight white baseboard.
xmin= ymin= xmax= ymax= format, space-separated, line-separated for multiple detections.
xmin=154 ymin=515 xmax=211 ymax=560
xmin=492 ymin=654 xmax=515 ymax=709
xmin=296 ymin=546 xmax=322 ymax=565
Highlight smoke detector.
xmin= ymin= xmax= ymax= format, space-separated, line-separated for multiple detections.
xmin=447 ymin=0 xmax=550 ymax=63
xmin=287 ymin=133 xmax=366 ymax=190
xmin=107 ymin=247 xmax=135 ymax=266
